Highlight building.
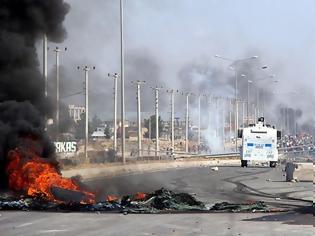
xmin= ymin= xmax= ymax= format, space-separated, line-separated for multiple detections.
xmin=91 ymin=127 xmax=106 ymax=139
xmin=68 ymin=105 xmax=85 ymax=123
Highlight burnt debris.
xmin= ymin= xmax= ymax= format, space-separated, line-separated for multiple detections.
xmin=0 ymin=188 xmax=276 ymax=213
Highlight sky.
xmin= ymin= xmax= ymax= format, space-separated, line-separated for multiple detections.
xmin=37 ymin=0 xmax=315 ymax=127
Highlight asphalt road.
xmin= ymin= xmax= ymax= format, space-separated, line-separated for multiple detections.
xmin=87 ymin=165 xmax=312 ymax=208
xmin=0 ymin=165 xmax=313 ymax=236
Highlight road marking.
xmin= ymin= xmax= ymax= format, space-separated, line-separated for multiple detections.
xmin=38 ymin=229 xmax=70 ymax=233
xmin=16 ymin=222 xmax=33 ymax=228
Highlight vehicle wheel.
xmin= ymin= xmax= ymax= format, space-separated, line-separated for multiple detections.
xmin=269 ymin=161 xmax=276 ymax=168
xmin=241 ymin=160 xmax=248 ymax=167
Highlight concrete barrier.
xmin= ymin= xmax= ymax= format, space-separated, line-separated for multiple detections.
xmin=285 ymin=162 xmax=313 ymax=182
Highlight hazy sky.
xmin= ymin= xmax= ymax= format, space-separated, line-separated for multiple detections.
xmin=39 ymin=0 xmax=315 ymax=124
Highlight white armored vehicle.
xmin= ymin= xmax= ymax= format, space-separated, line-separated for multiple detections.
xmin=239 ymin=117 xmax=281 ymax=167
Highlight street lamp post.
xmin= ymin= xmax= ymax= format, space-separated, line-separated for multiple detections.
xmin=108 ymin=73 xmax=119 ymax=153
xmin=171 ymin=91 xmax=175 ymax=151
xmin=214 ymin=55 xmax=258 ymax=152
xmin=256 ymin=75 xmax=277 ymax=117
xmin=247 ymin=74 xmax=277 ymax=119
xmin=222 ymin=98 xmax=226 ymax=147
xmin=214 ymin=97 xmax=219 ymax=137
xmin=198 ymin=95 xmax=201 ymax=146
xmin=256 ymin=88 xmax=260 ymax=118
xmin=241 ymin=100 xmax=245 ymax=128
xmin=207 ymin=95 xmax=212 ymax=135
xmin=247 ymin=79 xmax=253 ymax=126
xmin=119 ymin=0 xmax=126 ymax=163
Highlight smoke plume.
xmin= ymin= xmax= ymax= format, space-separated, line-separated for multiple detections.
xmin=0 ymin=0 xmax=70 ymax=188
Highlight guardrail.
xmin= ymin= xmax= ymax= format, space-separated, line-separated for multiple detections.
xmin=130 ymin=149 xmax=238 ymax=157
xmin=186 ymin=152 xmax=240 ymax=158
xmin=130 ymin=150 xmax=240 ymax=161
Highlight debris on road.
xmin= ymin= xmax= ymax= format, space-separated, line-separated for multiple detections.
xmin=211 ymin=167 xmax=219 ymax=171
xmin=210 ymin=201 xmax=269 ymax=213
xmin=0 ymin=188 xmax=287 ymax=213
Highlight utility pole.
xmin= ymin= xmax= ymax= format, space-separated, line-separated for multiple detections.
xmin=120 ymin=0 xmax=126 ymax=163
xmin=236 ymin=99 xmax=239 ymax=146
xmin=166 ymin=90 xmax=176 ymax=152
xmin=229 ymin=98 xmax=232 ymax=142
xmin=43 ymin=35 xmax=48 ymax=130
xmin=132 ymin=80 xmax=145 ymax=157
xmin=149 ymin=117 xmax=152 ymax=140
xmin=222 ymin=98 xmax=225 ymax=147
xmin=43 ymin=34 xmax=48 ymax=97
xmin=78 ymin=65 xmax=95 ymax=161
xmin=198 ymin=95 xmax=201 ymax=146
xmin=235 ymin=69 xmax=239 ymax=152
xmin=154 ymin=87 xmax=161 ymax=157
xmin=53 ymin=46 xmax=67 ymax=140
xmin=108 ymin=73 xmax=119 ymax=152
xmin=185 ymin=93 xmax=191 ymax=153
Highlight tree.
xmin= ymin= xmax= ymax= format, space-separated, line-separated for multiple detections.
xmin=104 ymin=125 xmax=112 ymax=139
xmin=90 ymin=114 xmax=103 ymax=133
xmin=74 ymin=116 xmax=85 ymax=140
xmin=144 ymin=115 xmax=163 ymax=139
xmin=74 ymin=114 xmax=103 ymax=140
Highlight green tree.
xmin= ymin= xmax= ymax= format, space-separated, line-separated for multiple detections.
xmin=104 ymin=125 xmax=112 ymax=139
xmin=144 ymin=115 xmax=163 ymax=139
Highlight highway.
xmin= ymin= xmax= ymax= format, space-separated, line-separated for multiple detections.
xmin=0 ymin=165 xmax=313 ymax=236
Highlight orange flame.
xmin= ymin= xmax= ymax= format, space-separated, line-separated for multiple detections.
xmin=133 ymin=192 xmax=147 ymax=201
xmin=106 ymin=194 xmax=119 ymax=202
xmin=6 ymin=147 xmax=95 ymax=204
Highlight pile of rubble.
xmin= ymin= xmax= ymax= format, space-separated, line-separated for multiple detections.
xmin=0 ymin=188 xmax=276 ymax=213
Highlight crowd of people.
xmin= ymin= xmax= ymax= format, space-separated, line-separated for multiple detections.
xmin=278 ymin=134 xmax=314 ymax=153
xmin=279 ymin=134 xmax=313 ymax=148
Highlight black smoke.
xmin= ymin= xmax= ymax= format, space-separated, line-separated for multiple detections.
xmin=0 ymin=0 xmax=70 ymax=188
xmin=125 ymin=49 xmax=163 ymax=112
